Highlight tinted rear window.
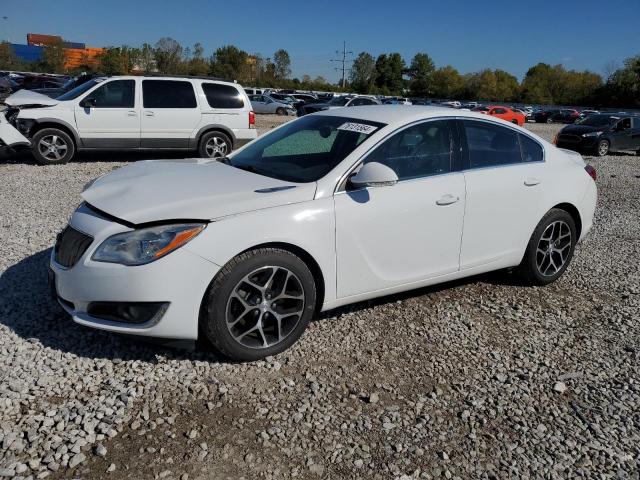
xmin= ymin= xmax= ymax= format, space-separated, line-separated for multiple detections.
xmin=519 ymin=134 xmax=543 ymax=163
xmin=202 ymin=83 xmax=244 ymax=108
xmin=142 ymin=80 xmax=197 ymax=108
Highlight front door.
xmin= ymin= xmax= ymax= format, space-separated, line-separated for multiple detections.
xmin=74 ymin=79 xmax=139 ymax=148
xmin=334 ymin=119 xmax=466 ymax=298
xmin=140 ymin=79 xmax=201 ymax=149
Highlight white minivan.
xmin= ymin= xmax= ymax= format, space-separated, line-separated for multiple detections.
xmin=4 ymin=76 xmax=257 ymax=164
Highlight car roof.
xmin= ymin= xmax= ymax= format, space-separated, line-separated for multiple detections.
xmin=314 ymin=105 xmax=522 ymax=127
xmin=104 ymin=75 xmax=239 ymax=88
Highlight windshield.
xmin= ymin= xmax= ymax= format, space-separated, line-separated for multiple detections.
xmin=230 ymin=115 xmax=386 ymax=183
xmin=57 ymin=79 xmax=101 ymax=100
xmin=328 ymin=96 xmax=350 ymax=106
xmin=576 ymin=114 xmax=617 ymax=127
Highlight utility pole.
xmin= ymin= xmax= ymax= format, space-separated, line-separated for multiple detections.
xmin=331 ymin=41 xmax=353 ymax=89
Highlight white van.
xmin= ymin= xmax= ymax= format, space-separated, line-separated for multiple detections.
xmin=4 ymin=76 xmax=257 ymax=164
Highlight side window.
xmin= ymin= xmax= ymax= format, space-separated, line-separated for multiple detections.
xmin=142 ymin=80 xmax=197 ymax=108
xmin=493 ymin=108 xmax=507 ymax=114
xmin=202 ymin=83 xmax=244 ymax=108
xmin=463 ymin=120 xmax=521 ymax=169
xmin=84 ymin=80 xmax=135 ymax=108
xmin=364 ymin=120 xmax=452 ymax=181
xmin=618 ymin=118 xmax=632 ymax=130
xmin=519 ymin=134 xmax=543 ymax=163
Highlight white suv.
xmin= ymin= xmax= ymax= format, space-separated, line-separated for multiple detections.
xmin=6 ymin=76 xmax=257 ymax=164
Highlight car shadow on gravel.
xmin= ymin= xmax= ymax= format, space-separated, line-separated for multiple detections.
xmin=1 ymin=249 xmax=522 ymax=362
xmin=0 ymin=248 xmax=222 ymax=363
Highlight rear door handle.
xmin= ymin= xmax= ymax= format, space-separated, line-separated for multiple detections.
xmin=524 ymin=178 xmax=541 ymax=186
xmin=143 ymin=111 xmax=155 ymax=117
xmin=436 ymin=194 xmax=460 ymax=206
xmin=127 ymin=110 xmax=137 ymax=117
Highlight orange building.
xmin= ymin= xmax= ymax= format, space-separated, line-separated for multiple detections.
xmin=26 ymin=33 xmax=104 ymax=70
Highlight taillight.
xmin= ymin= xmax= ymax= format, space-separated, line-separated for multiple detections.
xmin=249 ymin=111 xmax=255 ymax=128
xmin=585 ymin=165 xmax=597 ymax=181
xmin=552 ymin=134 xmax=558 ymax=144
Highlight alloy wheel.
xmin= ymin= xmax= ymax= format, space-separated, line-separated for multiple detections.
xmin=598 ymin=141 xmax=609 ymax=156
xmin=535 ymin=220 xmax=572 ymax=277
xmin=38 ymin=135 xmax=68 ymax=161
xmin=204 ymin=136 xmax=228 ymax=158
xmin=226 ymin=266 xmax=305 ymax=349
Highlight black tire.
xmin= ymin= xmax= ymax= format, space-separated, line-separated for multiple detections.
xmin=511 ymin=119 xmax=519 ymax=125
xmin=595 ymin=139 xmax=609 ymax=157
xmin=198 ymin=131 xmax=232 ymax=159
xmin=201 ymin=248 xmax=317 ymax=361
xmin=546 ymin=117 xmax=553 ymax=124
xmin=275 ymin=107 xmax=286 ymax=116
xmin=516 ymin=208 xmax=577 ymax=286
xmin=31 ymin=128 xmax=75 ymax=165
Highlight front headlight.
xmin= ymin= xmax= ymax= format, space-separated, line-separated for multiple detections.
xmin=92 ymin=223 xmax=206 ymax=266
xmin=582 ymin=131 xmax=603 ymax=137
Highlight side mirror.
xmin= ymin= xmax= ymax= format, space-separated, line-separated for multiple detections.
xmin=349 ymin=162 xmax=398 ymax=188
xmin=80 ymin=97 xmax=96 ymax=108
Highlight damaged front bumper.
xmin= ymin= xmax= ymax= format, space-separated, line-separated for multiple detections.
xmin=0 ymin=107 xmax=30 ymax=156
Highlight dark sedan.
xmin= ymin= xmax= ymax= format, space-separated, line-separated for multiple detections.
xmin=535 ymin=108 xmax=580 ymax=124
xmin=555 ymin=114 xmax=640 ymax=156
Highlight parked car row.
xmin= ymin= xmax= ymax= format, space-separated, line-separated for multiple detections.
xmin=555 ymin=113 xmax=640 ymax=156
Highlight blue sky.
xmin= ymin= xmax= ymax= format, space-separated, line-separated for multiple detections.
xmin=1 ymin=0 xmax=638 ymax=82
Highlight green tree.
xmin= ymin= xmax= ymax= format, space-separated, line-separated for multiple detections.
xmin=466 ymin=69 xmax=519 ymax=102
xmin=154 ymin=37 xmax=183 ymax=74
xmin=0 ymin=42 xmax=22 ymax=70
xmin=374 ymin=53 xmax=405 ymax=95
xmin=407 ymin=53 xmax=435 ymax=97
xmin=210 ymin=45 xmax=250 ymax=82
xmin=430 ymin=66 xmax=464 ymax=99
xmin=186 ymin=42 xmax=209 ymax=76
xmin=138 ymin=43 xmax=156 ymax=73
xmin=350 ymin=52 xmax=376 ymax=94
xmin=273 ymin=49 xmax=291 ymax=79
xmin=598 ymin=56 xmax=639 ymax=107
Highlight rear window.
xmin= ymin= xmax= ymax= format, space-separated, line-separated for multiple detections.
xmin=202 ymin=83 xmax=245 ymax=109
xmin=518 ymin=134 xmax=543 ymax=163
xmin=142 ymin=80 xmax=197 ymax=108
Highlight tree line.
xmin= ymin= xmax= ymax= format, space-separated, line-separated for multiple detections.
xmin=350 ymin=51 xmax=640 ymax=108
xmin=0 ymin=38 xmax=638 ymax=107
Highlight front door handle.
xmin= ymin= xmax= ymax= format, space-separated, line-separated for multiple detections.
xmin=127 ymin=110 xmax=137 ymax=117
xmin=524 ymin=178 xmax=541 ymax=186
xmin=436 ymin=194 xmax=460 ymax=206
xmin=143 ymin=111 xmax=155 ymax=117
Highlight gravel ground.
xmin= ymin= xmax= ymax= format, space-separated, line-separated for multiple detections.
xmin=1 ymin=118 xmax=639 ymax=479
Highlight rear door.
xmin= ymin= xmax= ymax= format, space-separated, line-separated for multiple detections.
xmin=459 ymin=119 xmax=547 ymax=269
xmin=74 ymin=79 xmax=139 ymax=148
xmin=140 ymin=79 xmax=201 ymax=148
xmin=610 ymin=117 xmax=634 ymax=150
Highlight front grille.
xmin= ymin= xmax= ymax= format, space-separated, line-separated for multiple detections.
xmin=557 ymin=134 xmax=582 ymax=144
xmin=54 ymin=225 xmax=93 ymax=268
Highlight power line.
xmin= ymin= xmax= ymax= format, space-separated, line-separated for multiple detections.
xmin=330 ymin=41 xmax=353 ymax=88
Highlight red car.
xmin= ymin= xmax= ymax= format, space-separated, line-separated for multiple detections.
xmin=473 ymin=105 xmax=525 ymax=126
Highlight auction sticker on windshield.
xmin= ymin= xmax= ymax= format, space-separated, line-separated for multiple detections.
xmin=337 ymin=122 xmax=378 ymax=134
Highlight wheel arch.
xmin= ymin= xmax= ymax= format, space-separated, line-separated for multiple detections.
xmin=193 ymin=125 xmax=236 ymax=150
xmin=30 ymin=120 xmax=79 ymax=148
xmin=551 ymin=202 xmax=582 ymax=239
xmin=238 ymin=242 xmax=326 ymax=313
xmin=199 ymin=241 xmax=326 ymax=319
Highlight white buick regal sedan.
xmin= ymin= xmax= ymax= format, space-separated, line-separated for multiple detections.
xmin=50 ymin=106 xmax=597 ymax=360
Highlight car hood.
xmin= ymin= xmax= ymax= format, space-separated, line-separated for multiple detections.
xmin=82 ymin=158 xmax=316 ymax=225
xmin=561 ymin=124 xmax=609 ymax=134
xmin=3 ymin=89 xmax=59 ymax=107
